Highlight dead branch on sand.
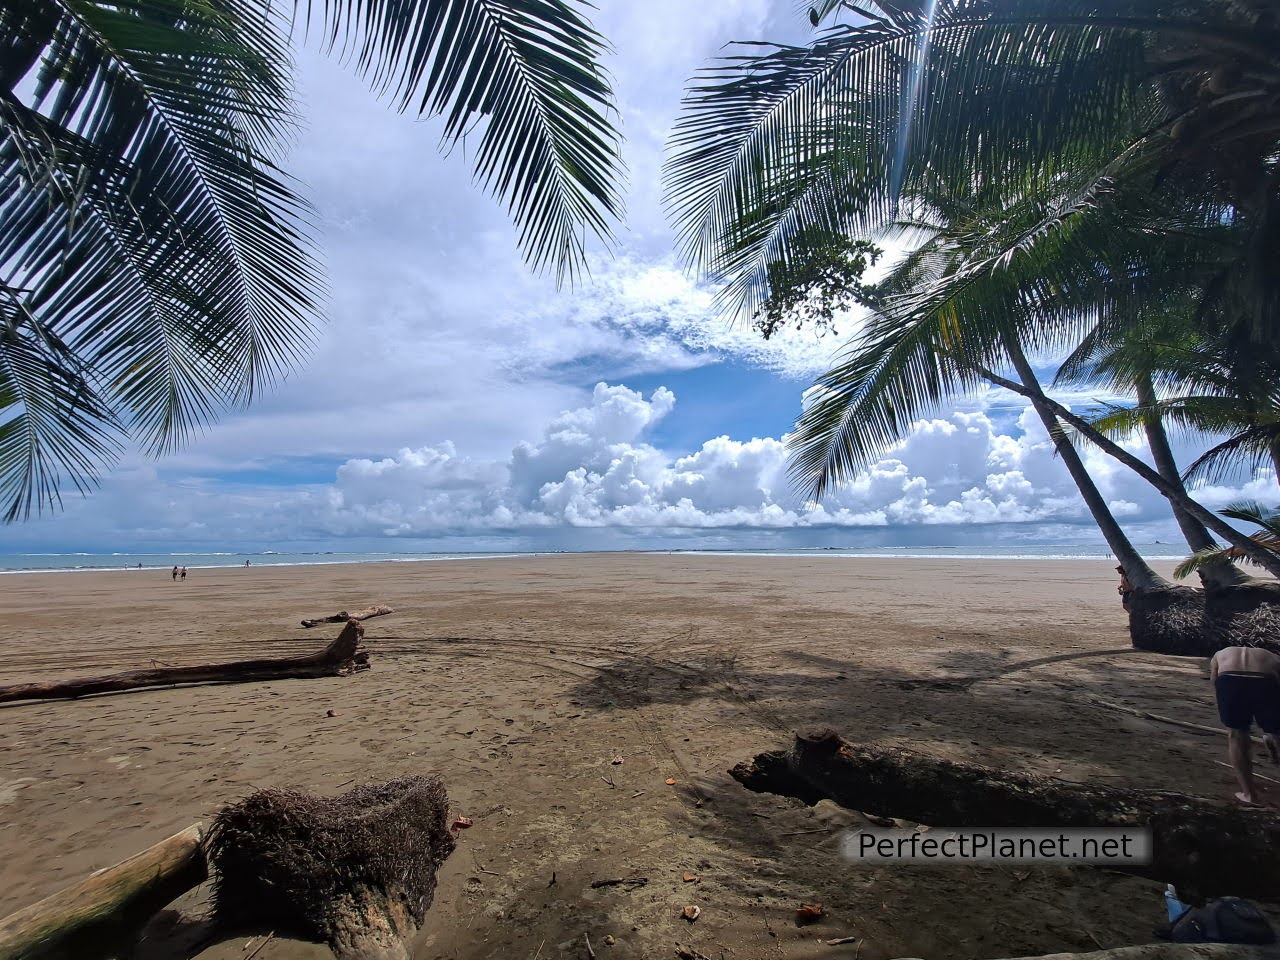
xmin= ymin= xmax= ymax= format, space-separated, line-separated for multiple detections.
xmin=301 ymin=605 xmax=394 ymax=628
xmin=0 ymin=620 xmax=368 ymax=705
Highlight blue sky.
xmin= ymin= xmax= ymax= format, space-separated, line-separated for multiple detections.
xmin=3 ymin=0 xmax=1274 ymax=554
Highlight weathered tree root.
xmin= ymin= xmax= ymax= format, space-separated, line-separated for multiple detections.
xmin=301 ymin=606 xmax=395 ymax=628
xmin=206 ymin=777 xmax=456 ymax=960
xmin=0 ymin=824 xmax=206 ymax=960
xmin=0 ymin=620 xmax=368 ymax=705
xmin=1129 ymin=580 xmax=1280 ymax=657
xmin=731 ymin=731 xmax=1280 ymax=901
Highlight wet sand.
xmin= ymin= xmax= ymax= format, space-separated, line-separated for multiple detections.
xmin=0 ymin=554 xmax=1237 ymax=959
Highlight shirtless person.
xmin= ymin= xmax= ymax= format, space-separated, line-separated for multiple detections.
xmin=1211 ymin=645 xmax=1280 ymax=804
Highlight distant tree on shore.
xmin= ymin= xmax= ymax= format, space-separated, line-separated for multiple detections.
xmin=0 ymin=0 xmax=624 ymax=521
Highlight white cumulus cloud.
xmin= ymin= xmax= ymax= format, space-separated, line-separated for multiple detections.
xmin=15 ymin=382 xmax=1273 ymax=553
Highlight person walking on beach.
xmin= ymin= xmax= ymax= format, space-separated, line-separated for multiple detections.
xmin=180 ymin=566 xmax=187 ymax=581
xmin=172 ymin=565 xmax=179 ymax=581
xmin=1211 ymin=645 xmax=1280 ymax=804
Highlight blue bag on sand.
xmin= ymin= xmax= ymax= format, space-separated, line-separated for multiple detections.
xmin=1157 ymin=897 xmax=1276 ymax=945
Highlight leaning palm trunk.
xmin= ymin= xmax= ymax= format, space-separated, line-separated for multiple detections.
xmin=1015 ymin=387 xmax=1280 ymax=579
xmin=1134 ymin=385 xmax=1280 ymax=651
xmin=1004 ymin=343 xmax=1167 ymax=588
xmin=1002 ymin=344 xmax=1207 ymax=654
xmin=1135 ymin=377 xmax=1250 ymax=590
xmin=1030 ymin=394 xmax=1280 ymax=652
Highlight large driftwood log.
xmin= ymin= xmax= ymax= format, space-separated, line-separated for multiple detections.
xmin=731 ymin=731 xmax=1280 ymax=900
xmin=0 ymin=620 xmax=368 ymax=705
xmin=0 ymin=824 xmax=206 ymax=960
xmin=206 ymin=777 xmax=455 ymax=960
xmin=301 ymin=606 xmax=394 ymax=628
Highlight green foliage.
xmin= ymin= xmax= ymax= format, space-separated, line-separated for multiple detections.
xmin=1 ymin=0 xmax=625 ymax=520
xmin=753 ymin=234 xmax=881 ymax=340
xmin=665 ymin=0 xmax=1280 ymax=501
xmin=1066 ymin=317 xmax=1280 ymax=487
xmin=1174 ymin=501 xmax=1280 ymax=578
xmin=1 ymin=0 xmax=312 ymax=521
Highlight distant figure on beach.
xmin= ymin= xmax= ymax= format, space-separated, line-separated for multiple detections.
xmin=1211 ymin=645 xmax=1280 ymax=804
xmin=1115 ymin=565 xmax=1134 ymax=611
xmin=180 ymin=566 xmax=187 ymax=581
xmin=172 ymin=565 xmax=179 ymax=581
xmin=245 ymin=560 xmax=251 ymax=567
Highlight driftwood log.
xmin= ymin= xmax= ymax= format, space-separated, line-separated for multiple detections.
xmin=0 ymin=620 xmax=368 ymax=705
xmin=0 ymin=824 xmax=206 ymax=960
xmin=206 ymin=777 xmax=456 ymax=960
xmin=301 ymin=606 xmax=394 ymax=629
xmin=731 ymin=731 xmax=1280 ymax=901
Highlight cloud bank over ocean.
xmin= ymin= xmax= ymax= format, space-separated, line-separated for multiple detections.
xmin=13 ymin=383 xmax=1273 ymax=552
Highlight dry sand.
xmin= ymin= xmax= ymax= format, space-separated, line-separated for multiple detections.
xmin=0 ymin=554 xmax=1246 ymax=959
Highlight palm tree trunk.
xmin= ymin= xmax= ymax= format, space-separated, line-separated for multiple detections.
xmin=1135 ymin=376 xmax=1249 ymax=589
xmin=976 ymin=366 xmax=1280 ymax=579
xmin=1136 ymin=377 xmax=1212 ymax=551
xmin=1001 ymin=340 xmax=1169 ymax=590
xmin=999 ymin=342 xmax=1210 ymax=655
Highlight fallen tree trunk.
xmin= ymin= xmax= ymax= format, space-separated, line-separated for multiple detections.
xmin=0 ymin=824 xmax=206 ymax=960
xmin=731 ymin=731 xmax=1280 ymax=901
xmin=301 ymin=606 xmax=394 ymax=629
xmin=207 ymin=777 xmax=456 ymax=960
xmin=0 ymin=620 xmax=368 ymax=704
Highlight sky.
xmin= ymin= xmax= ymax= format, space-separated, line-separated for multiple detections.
xmin=5 ymin=0 xmax=1275 ymax=554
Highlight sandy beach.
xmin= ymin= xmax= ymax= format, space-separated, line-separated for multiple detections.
xmin=0 ymin=554 xmax=1233 ymax=959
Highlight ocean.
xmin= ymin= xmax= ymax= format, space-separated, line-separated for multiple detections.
xmin=0 ymin=544 xmax=1188 ymax=574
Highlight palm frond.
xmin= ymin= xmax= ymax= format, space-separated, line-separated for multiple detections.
xmin=0 ymin=288 xmax=122 ymax=521
xmin=1183 ymin=426 xmax=1280 ymax=485
xmin=1219 ymin=500 xmax=1280 ymax=538
xmin=1 ymin=0 xmax=319 ymax=519
xmin=665 ymin=2 xmax=1165 ymax=320
xmin=304 ymin=0 xmax=624 ymax=282
xmin=1174 ymin=500 xmax=1280 ymax=578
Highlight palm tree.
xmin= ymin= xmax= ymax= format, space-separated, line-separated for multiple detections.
xmin=1080 ymin=337 xmax=1280 ymax=493
xmin=1 ymin=0 xmax=625 ymax=521
xmin=667 ymin=0 xmax=1279 ymax=334
xmin=663 ymin=0 xmax=1280 ymax=576
xmin=1057 ymin=312 xmax=1254 ymax=588
xmin=773 ymin=188 xmax=1178 ymax=591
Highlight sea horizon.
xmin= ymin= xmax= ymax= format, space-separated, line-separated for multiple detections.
xmin=0 ymin=542 xmax=1190 ymax=574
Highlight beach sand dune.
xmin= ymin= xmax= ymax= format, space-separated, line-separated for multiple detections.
xmin=0 ymin=555 xmax=1229 ymax=959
